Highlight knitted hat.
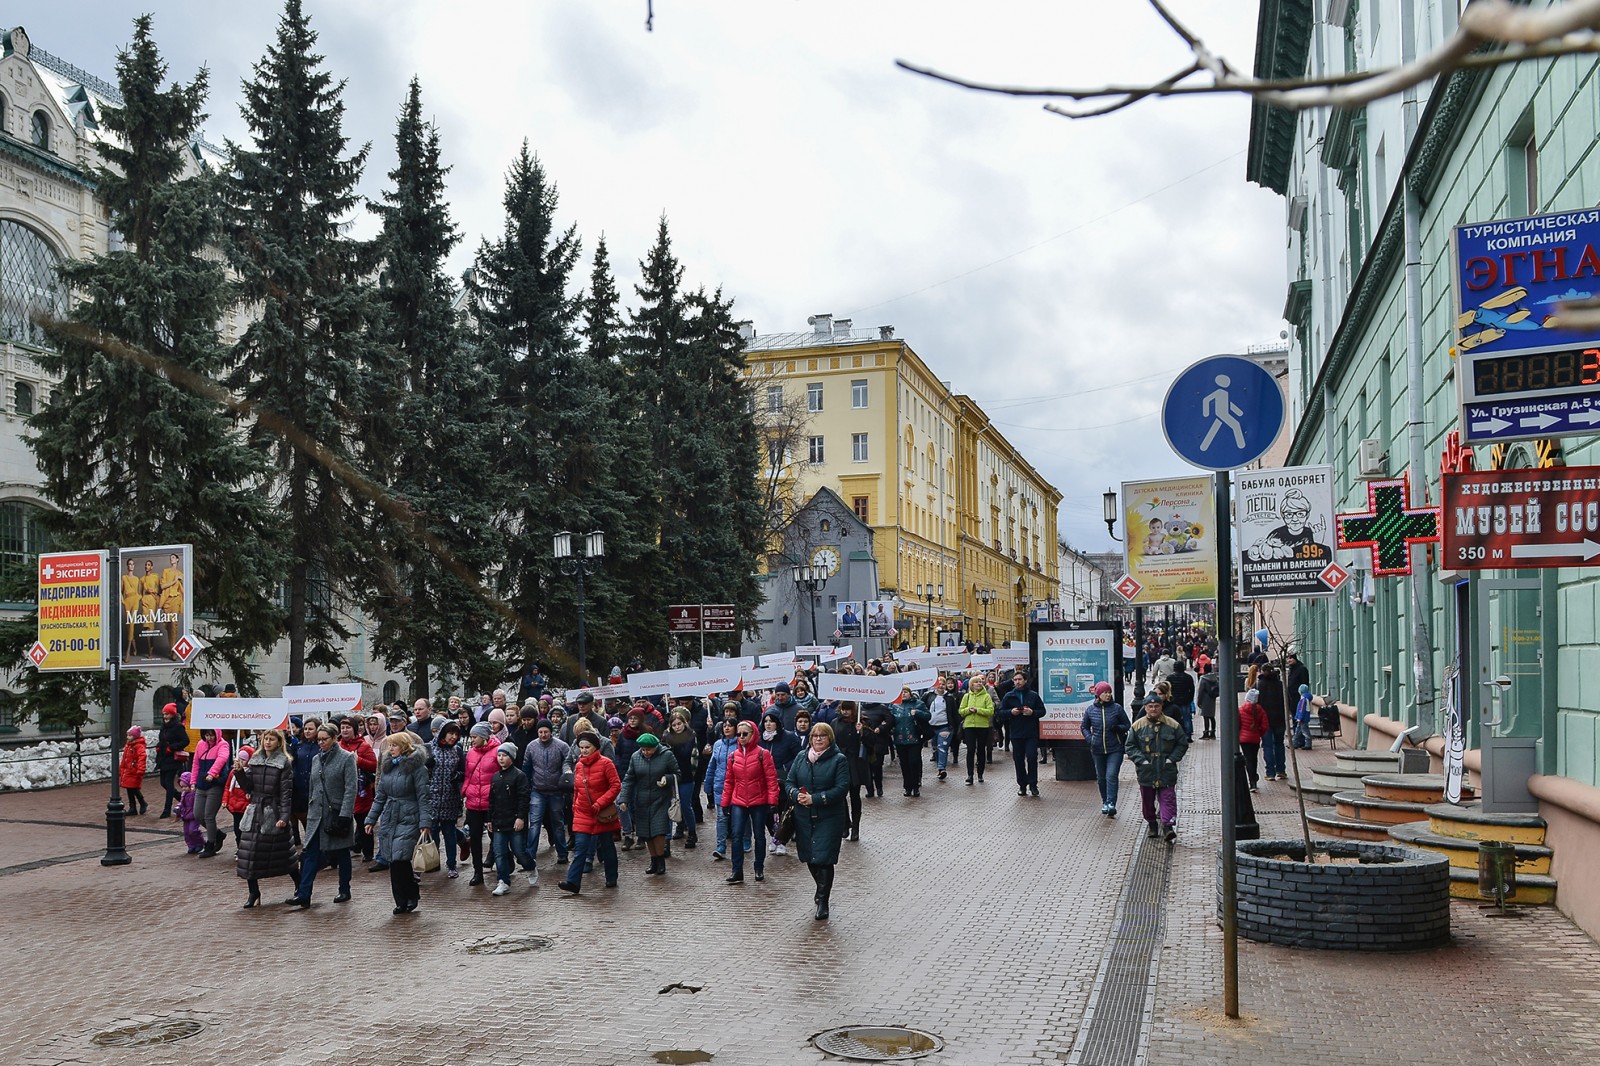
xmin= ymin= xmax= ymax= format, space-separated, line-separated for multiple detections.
xmin=637 ymin=732 xmax=659 ymax=748
xmin=1245 ymin=688 xmax=1260 ymax=703
xmin=539 ymin=693 xmax=555 ymax=703
xmin=774 ymin=682 xmax=791 ymax=694
xmin=536 ymin=719 xmax=553 ymax=732
xmin=179 ymin=772 xmax=193 ymax=786
xmin=161 ymin=702 xmax=178 ymax=717
xmin=127 ymin=725 xmax=143 ymax=738
xmin=469 ymin=722 xmax=493 ymax=739
xmin=607 ymin=716 xmax=624 ymax=730
xmin=1092 ymin=682 xmax=1113 ymax=696
xmin=1142 ymin=693 xmax=1164 ymax=707
xmin=496 ymin=742 xmax=518 ymax=761
xmin=487 ymin=708 xmax=507 ymax=726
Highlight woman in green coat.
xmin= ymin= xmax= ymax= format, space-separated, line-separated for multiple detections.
xmin=958 ymin=675 xmax=996 ymax=786
xmin=619 ymin=734 xmax=680 ymax=877
xmin=785 ymin=722 xmax=852 ymax=920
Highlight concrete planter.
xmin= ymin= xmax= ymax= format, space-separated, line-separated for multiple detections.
xmin=1222 ymin=838 xmax=1450 ymax=951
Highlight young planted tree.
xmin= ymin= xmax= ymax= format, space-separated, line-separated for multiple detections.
xmin=12 ymin=15 xmax=282 ymax=727
xmin=222 ymin=0 xmax=385 ymax=684
xmin=365 ymin=79 xmax=506 ymax=697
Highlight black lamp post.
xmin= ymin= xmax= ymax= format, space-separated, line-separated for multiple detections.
xmin=1103 ymin=487 xmax=1146 ymax=701
xmin=554 ymin=530 xmax=603 ymax=685
xmin=975 ymin=586 xmax=996 ymax=649
xmin=915 ymin=582 xmax=943 ymax=646
xmin=790 ymin=564 xmax=825 ymax=645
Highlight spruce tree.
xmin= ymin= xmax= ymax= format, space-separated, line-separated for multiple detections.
xmin=468 ymin=143 xmax=605 ymax=683
xmin=222 ymin=0 xmax=385 ymax=684
xmin=366 ymin=79 xmax=504 ymax=696
xmin=13 ymin=15 xmax=283 ymax=726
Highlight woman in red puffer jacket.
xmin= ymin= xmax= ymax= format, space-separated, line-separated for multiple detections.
xmin=461 ymin=723 xmax=501 ymax=886
xmin=1238 ymin=688 xmax=1269 ymax=792
xmin=559 ymin=732 xmax=622 ymax=894
xmin=719 ymin=726 xmax=778 ymax=884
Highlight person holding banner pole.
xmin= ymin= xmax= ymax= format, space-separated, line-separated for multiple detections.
xmin=890 ymin=689 xmax=930 ymax=797
xmin=192 ymin=728 xmax=231 ymax=857
xmin=831 ymin=702 xmax=866 ymax=840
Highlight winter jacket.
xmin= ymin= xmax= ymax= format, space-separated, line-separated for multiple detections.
xmin=958 ymin=689 xmax=995 ymax=731
xmin=662 ymin=725 xmax=700 ymax=785
xmin=487 ymin=765 xmax=530 ymax=834
xmin=463 ymin=742 xmax=500 ymax=812
xmin=571 ymin=751 xmax=622 ymax=836
xmin=831 ymin=718 xmax=867 ymax=787
xmin=118 ymin=737 xmax=147 ymax=789
xmin=785 ymin=746 xmax=851 ymax=866
xmin=770 ymin=695 xmax=803 ymax=732
xmin=235 ymin=751 xmax=295 ymax=881
xmin=290 ymin=735 xmax=320 ymax=811
xmin=1257 ymin=675 xmax=1287 ymax=731
xmin=1081 ymin=701 xmax=1132 ymax=755
xmin=860 ymin=705 xmax=895 ymax=751
xmin=1128 ymin=714 xmax=1190 ymax=789
xmin=406 ymin=715 xmax=437 ymax=744
xmin=365 ymin=748 xmax=433 ymax=863
xmin=193 ymin=737 xmax=231 ymax=791
xmin=924 ymin=691 xmax=957 ymax=730
xmin=154 ymin=718 xmax=190 ymax=771
xmin=1238 ymin=700 xmax=1269 ymax=745
xmin=521 ymin=736 xmax=571 ymax=793
xmin=720 ymin=740 xmax=779 ymax=809
xmin=306 ymin=743 xmax=358 ymax=850
xmin=339 ymin=737 xmax=378 ymax=815
xmin=1166 ymin=669 xmax=1196 ymax=707
xmin=890 ymin=697 xmax=930 ymax=747
xmin=619 ymin=747 xmax=679 ymax=839
xmin=1196 ymin=673 xmax=1220 ymax=715
xmin=427 ymin=740 xmax=466 ymax=823
xmin=706 ymin=736 xmax=738 ymax=804
xmin=761 ymin=727 xmax=802 ymax=779
xmin=999 ymin=686 xmax=1048 ymax=740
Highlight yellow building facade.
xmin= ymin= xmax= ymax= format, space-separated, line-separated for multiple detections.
xmin=743 ymin=316 xmax=1060 ymax=647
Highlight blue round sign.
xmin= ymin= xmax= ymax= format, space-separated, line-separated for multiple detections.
xmin=1161 ymin=355 xmax=1285 ymax=471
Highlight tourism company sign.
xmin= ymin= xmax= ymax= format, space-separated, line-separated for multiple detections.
xmin=32 ymin=550 xmax=108 ymax=672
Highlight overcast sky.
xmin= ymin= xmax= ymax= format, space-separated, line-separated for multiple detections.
xmin=17 ymin=0 xmax=1287 ymax=556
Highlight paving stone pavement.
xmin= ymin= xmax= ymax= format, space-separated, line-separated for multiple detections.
xmin=3 ymin=734 xmax=1598 ymax=1066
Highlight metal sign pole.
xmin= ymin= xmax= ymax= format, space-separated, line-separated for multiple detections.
xmin=102 ymin=545 xmax=130 ymax=866
xmin=1215 ymin=470 xmax=1239 ymax=1018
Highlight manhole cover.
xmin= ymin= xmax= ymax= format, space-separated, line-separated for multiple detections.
xmin=464 ymin=933 xmax=554 ymax=956
xmin=93 ymin=1018 xmax=206 ymax=1048
xmin=812 ymin=1026 xmax=942 ymax=1061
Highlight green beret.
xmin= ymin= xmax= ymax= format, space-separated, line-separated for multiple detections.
xmin=638 ymin=732 xmax=659 ymax=747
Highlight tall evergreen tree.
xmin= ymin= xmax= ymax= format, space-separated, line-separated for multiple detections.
xmin=222 ymin=0 xmax=386 ymax=684
xmin=366 ymin=79 xmax=504 ymax=696
xmin=11 ymin=15 xmax=283 ymax=726
xmin=468 ymin=143 xmax=609 ymax=683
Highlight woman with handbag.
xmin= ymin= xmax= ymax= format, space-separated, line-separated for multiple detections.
xmin=663 ymin=709 xmax=700 ymax=850
xmin=618 ymin=734 xmax=678 ymax=877
xmin=364 ymin=731 xmax=433 ymax=915
xmin=235 ymin=728 xmax=296 ymax=909
xmin=192 ymin=727 xmax=231 ymax=857
xmin=785 ymin=721 xmax=852 ymax=920
xmin=336 ymin=718 xmax=379 ymax=862
xmin=559 ymin=732 xmax=622 ymax=894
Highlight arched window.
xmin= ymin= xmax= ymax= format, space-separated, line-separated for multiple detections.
xmin=0 ymin=96 xmax=7 ymax=136
xmin=0 ymin=220 xmax=65 ymax=346
xmin=382 ymin=680 xmax=400 ymax=705
xmin=0 ymin=500 xmax=50 ymax=584
xmin=13 ymin=382 xmax=33 ymax=416
xmin=30 ymin=110 xmax=49 ymax=151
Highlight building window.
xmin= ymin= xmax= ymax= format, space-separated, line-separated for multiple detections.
xmin=767 ymin=440 xmax=785 ymax=467
xmin=808 ymin=435 xmax=825 ymax=464
xmin=852 ymin=432 xmax=869 ymax=462
xmin=13 ymin=382 xmax=33 ymax=417
xmin=852 ymin=496 xmax=869 ymax=521
xmin=30 ymin=110 xmax=49 ymax=151
xmin=0 ymin=220 xmax=66 ymax=347
xmin=766 ymin=385 xmax=783 ymax=412
xmin=382 ymin=680 xmax=400 ymax=704
xmin=851 ymin=379 xmax=868 ymax=408
xmin=0 ymin=499 xmax=51 ymax=585
xmin=1507 ymin=108 xmax=1538 ymax=215
xmin=807 ymin=382 xmax=823 ymax=412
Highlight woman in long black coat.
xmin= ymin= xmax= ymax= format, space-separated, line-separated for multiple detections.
xmin=236 ymin=728 xmax=296 ymax=908
xmin=785 ymin=722 xmax=852 ymax=921
xmin=830 ymin=702 xmax=867 ymax=841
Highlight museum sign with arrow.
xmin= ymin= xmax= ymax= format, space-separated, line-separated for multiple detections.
xmin=1442 ymin=466 xmax=1600 ymax=569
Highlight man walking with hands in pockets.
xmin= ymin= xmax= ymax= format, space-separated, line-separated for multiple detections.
xmin=1128 ymin=692 xmax=1189 ymax=843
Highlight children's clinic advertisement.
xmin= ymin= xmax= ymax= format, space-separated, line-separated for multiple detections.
xmin=1120 ymin=475 xmax=1217 ymax=603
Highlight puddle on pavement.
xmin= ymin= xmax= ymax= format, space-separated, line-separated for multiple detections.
xmin=659 ymin=982 xmax=704 ymax=994
xmin=652 ymin=1052 xmax=713 ymax=1064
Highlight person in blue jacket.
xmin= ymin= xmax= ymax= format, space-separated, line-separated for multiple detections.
xmin=1080 ymin=682 xmax=1131 ymax=817
xmin=890 ymin=688 xmax=931 ymax=797
xmin=1000 ymin=667 xmax=1049 ymax=797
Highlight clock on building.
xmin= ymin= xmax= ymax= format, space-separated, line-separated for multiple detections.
xmin=810 ymin=546 xmax=841 ymax=577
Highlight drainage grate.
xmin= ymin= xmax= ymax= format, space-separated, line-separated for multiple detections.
xmin=1068 ymin=834 xmax=1174 ymax=1066
xmin=464 ymin=933 xmax=554 ymax=956
xmin=811 ymin=1026 xmax=942 ymax=1061
xmin=93 ymin=1018 xmax=206 ymax=1048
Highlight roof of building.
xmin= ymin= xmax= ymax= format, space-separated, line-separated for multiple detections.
xmin=745 ymin=325 xmax=895 ymax=352
xmin=1244 ymin=0 xmax=1313 ymax=196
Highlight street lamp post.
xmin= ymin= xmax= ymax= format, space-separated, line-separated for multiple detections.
xmin=916 ymin=582 xmax=943 ymax=646
xmin=975 ymin=586 xmax=996 ymax=649
xmin=790 ymin=564 xmax=825 ymax=646
xmin=554 ymin=530 xmax=604 ymax=685
xmin=1104 ymin=488 xmax=1146 ymax=700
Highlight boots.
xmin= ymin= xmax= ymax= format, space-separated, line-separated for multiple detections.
xmin=622 ymin=834 xmax=636 ymax=851
xmin=1147 ymin=820 xmax=1160 ymax=839
xmin=646 ymin=854 xmax=665 ymax=876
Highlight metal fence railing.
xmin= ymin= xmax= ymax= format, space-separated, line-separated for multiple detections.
xmin=0 ymin=734 xmax=154 ymax=792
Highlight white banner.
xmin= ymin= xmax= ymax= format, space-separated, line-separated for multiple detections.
xmin=283 ymin=683 xmax=363 ymax=719
xmin=794 ymin=645 xmax=834 ymax=656
xmin=741 ymin=663 xmax=794 ymax=690
xmin=995 ymin=646 xmax=1030 ymax=667
xmin=628 ymin=669 xmax=680 ymax=697
xmin=190 ymin=697 xmax=289 ymax=731
xmin=669 ymin=665 xmax=744 ymax=697
xmin=574 ymin=683 xmax=630 ymax=701
xmin=755 ymin=651 xmax=796 ymax=667
xmin=820 ymin=645 xmax=854 ymax=663
xmin=814 ymin=673 xmax=904 ymax=703
xmin=893 ymin=667 xmax=941 ymax=692
xmin=969 ymin=654 xmax=996 ymax=670
xmin=705 ymin=654 xmax=755 ymax=669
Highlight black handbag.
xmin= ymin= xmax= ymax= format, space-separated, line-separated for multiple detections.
xmin=775 ymin=805 xmax=796 ymax=845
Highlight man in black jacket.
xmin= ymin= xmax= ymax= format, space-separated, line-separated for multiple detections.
xmin=1166 ymin=664 xmax=1196 ymax=741
xmin=1195 ymin=665 xmax=1220 ymax=739
xmin=999 ymin=667 xmax=1048 ymax=797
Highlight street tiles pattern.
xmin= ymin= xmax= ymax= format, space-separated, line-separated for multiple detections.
xmin=0 ymin=755 xmax=1141 ymax=1066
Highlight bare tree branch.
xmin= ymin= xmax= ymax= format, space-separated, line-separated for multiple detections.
xmin=899 ymin=0 xmax=1600 ymax=118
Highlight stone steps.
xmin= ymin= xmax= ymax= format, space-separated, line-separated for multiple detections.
xmin=1311 ymin=765 xmax=1375 ymax=791
xmin=1335 ymin=750 xmax=1401 ymax=773
xmin=1388 ymin=821 xmax=1553 ymax=875
xmin=1333 ymin=790 xmax=1432 ymax=825
xmin=1304 ymin=808 xmax=1392 ymax=841
xmin=1290 ymin=780 xmax=1339 ymax=806
xmin=1358 ymin=773 xmax=1468 ymax=804
xmin=1386 ymin=800 xmax=1556 ymax=907
xmin=1447 ymin=867 xmax=1557 ymax=905
xmin=1424 ymin=801 xmax=1548 ymax=846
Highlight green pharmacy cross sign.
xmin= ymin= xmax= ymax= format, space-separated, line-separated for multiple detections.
xmin=1336 ymin=475 xmax=1441 ymax=577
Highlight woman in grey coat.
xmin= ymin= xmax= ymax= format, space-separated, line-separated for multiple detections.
xmin=618 ymin=733 xmax=678 ymax=877
xmin=291 ymin=723 xmax=357 ymax=908
xmin=364 ymin=731 xmax=433 ymax=914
